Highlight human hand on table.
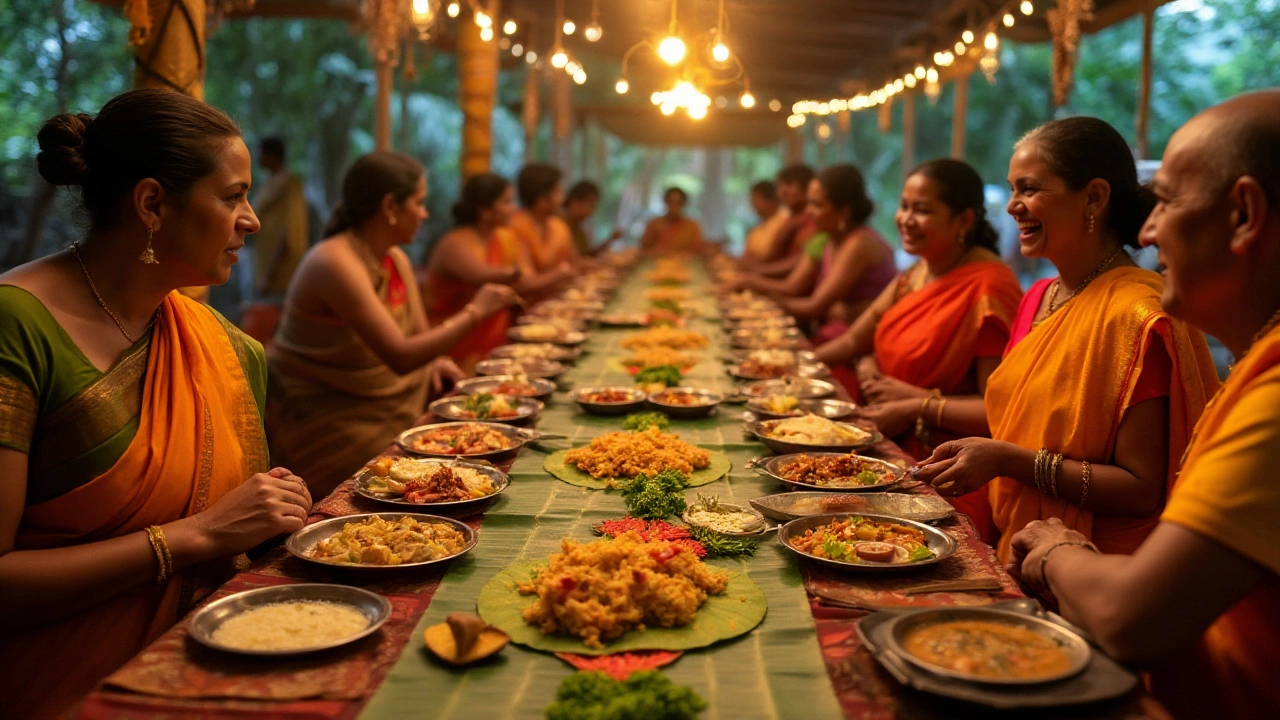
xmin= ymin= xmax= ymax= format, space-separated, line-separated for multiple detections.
xmin=190 ymin=468 xmax=312 ymax=556
xmin=859 ymin=370 xmax=928 ymax=405
xmin=471 ymin=284 xmax=521 ymax=317
xmin=853 ymin=399 xmax=918 ymax=438
xmin=913 ymin=437 xmax=1014 ymax=498
xmin=1007 ymin=518 xmax=1091 ymax=590
xmin=428 ymin=357 xmax=466 ymax=397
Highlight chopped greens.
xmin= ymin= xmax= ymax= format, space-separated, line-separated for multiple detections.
xmin=856 ymin=470 xmax=881 ymax=486
xmin=546 ymin=670 xmax=706 ymax=720
xmin=908 ymin=545 xmax=937 ymax=562
xmin=686 ymin=525 xmax=758 ymax=558
xmin=623 ymin=412 xmax=670 ymax=432
xmin=634 ymin=365 xmax=683 ymax=388
xmin=821 ymin=537 xmax=851 ymax=561
xmin=617 ymin=469 xmax=689 ymax=520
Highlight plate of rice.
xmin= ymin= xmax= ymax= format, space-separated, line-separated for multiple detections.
xmin=187 ymin=584 xmax=392 ymax=656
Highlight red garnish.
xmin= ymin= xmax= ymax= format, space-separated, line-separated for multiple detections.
xmin=599 ymin=517 xmax=707 ymax=558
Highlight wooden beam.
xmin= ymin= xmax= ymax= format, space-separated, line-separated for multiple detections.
xmin=1137 ymin=8 xmax=1154 ymax=160
xmin=951 ymin=71 xmax=969 ymax=160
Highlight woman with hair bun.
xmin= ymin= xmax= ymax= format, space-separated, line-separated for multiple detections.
xmin=915 ymin=117 xmax=1220 ymax=562
xmin=0 ymin=89 xmax=314 ymax=718
xmin=814 ymin=159 xmax=1024 ymax=538
xmin=422 ymin=172 xmax=567 ymax=370
xmin=268 ymin=153 xmax=518 ymax=499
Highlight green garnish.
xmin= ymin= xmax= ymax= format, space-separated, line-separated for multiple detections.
xmin=546 ymin=670 xmax=706 ymax=720
xmin=821 ymin=537 xmax=851 ymax=561
xmin=462 ymin=392 xmax=493 ymax=416
xmin=624 ymin=412 xmax=670 ymax=432
xmin=634 ymin=365 xmax=683 ymax=387
xmin=618 ymin=469 xmax=689 ymax=520
xmin=908 ymin=545 xmax=937 ymax=562
xmin=650 ymin=299 xmax=683 ymax=314
xmin=856 ymin=470 xmax=880 ymax=486
xmin=686 ymin=525 xmax=758 ymax=558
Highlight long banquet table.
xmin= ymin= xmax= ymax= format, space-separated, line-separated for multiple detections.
xmin=79 ymin=262 xmax=1167 ymax=720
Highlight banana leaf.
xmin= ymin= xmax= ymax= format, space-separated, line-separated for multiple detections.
xmin=543 ymin=448 xmax=731 ymax=489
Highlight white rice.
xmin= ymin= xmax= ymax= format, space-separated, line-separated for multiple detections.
xmin=211 ymin=600 xmax=370 ymax=651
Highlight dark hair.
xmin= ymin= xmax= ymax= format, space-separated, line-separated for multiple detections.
xmin=751 ymin=180 xmax=777 ymax=202
xmin=908 ymin=159 xmax=999 ymax=252
xmin=565 ymin=180 xmax=600 ymax=205
xmin=1018 ymin=116 xmax=1155 ymax=248
xmin=324 ymin=151 xmax=423 ymax=237
xmin=664 ymin=186 xmax=688 ymax=204
xmin=777 ymin=164 xmax=815 ymax=188
xmin=259 ymin=136 xmax=285 ymax=161
xmin=453 ymin=172 xmax=511 ymax=225
xmin=816 ymin=164 xmax=874 ymax=227
xmin=36 ymin=88 xmax=241 ymax=231
xmin=517 ymin=163 xmax=563 ymax=207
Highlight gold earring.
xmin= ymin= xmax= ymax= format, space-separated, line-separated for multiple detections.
xmin=1086 ymin=213 xmax=1096 ymax=234
xmin=957 ymin=229 xmax=967 ymax=246
xmin=139 ymin=228 xmax=159 ymax=265
xmin=389 ymin=216 xmax=398 ymax=226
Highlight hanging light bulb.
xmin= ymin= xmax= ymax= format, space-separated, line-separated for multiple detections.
xmin=955 ymin=41 xmax=967 ymax=55
xmin=409 ymin=0 xmax=438 ymax=40
xmin=446 ymin=2 xmax=459 ymax=18
xmin=503 ymin=19 xmax=517 ymax=34
xmin=904 ymin=73 xmax=918 ymax=88
xmin=926 ymin=67 xmax=939 ymax=83
xmin=711 ymin=40 xmax=730 ymax=64
xmin=479 ymin=26 xmax=494 ymax=41
xmin=574 ymin=71 xmax=587 ymax=85
xmin=962 ymin=29 xmax=975 ymax=44
xmin=1003 ymin=13 xmax=1015 ymax=27
xmin=499 ymin=36 xmax=511 ymax=49
xmin=474 ymin=10 xmax=492 ymax=28
xmin=657 ymin=36 xmax=686 ymax=65
xmin=915 ymin=65 xmax=927 ymax=79
xmin=660 ymin=102 xmax=677 ymax=116
xmin=512 ymin=43 xmax=524 ymax=56
xmin=893 ymin=78 xmax=905 ymax=93
xmin=1020 ymin=1 xmax=1034 ymax=15
xmin=565 ymin=60 xmax=580 ymax=75
xmin=616 ymin=78 xmax=630 ymax=94
xmin=768 ymin=99 xmax=782 ymax=112
xmin=985 ymin=32 xmax=999 ymax=51
xmin=740 ymin=91 xmax=756 ymax=108
xmin=563 ymin=20 xmax=576 ymax=35
xmin=688 ymin=104 xmax=708 ymax=120
xmin=551 ymin=49 xmax=568 ymax=68
xmin=925 ymin=68 xmax=941 ymax=103
xmin=585 ymin=22 xmax=602 ymax=41
xmin=526 ymin=50 xmax=538 ymax=63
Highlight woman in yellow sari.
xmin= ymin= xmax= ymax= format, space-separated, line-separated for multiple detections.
xmin=268 ymin=155 xmax=519 ymax=499
xmin=641 ymin=187 xmax=705 ymax=257
xmin=915 ymin=117 xmax=1219 ymax=563
xmin=0 ymin=90 xmax=313 ymax=719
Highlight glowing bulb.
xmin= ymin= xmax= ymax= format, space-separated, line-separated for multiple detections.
xmin=566 ymin=60 xmax=580 ymax=74
xmin=657 ymin=36 xmax=686 ymax=65
xmin=984 ymin=32 xmax=999 ymax=51
xmin=915 ymin=65 xmax=927 ymax=79
xmin=962 ymin=29 xmax=975 ymax=44
xmin=768 ymin=99 xmax=781 ymax=112
xmin=512 ymin=43 xmax=524 ymax=56
xmin=446 ymin=2 xmax=459 ymax=18
xmin=503 ymin=20 xmax=517 ymax=34
xmin=893 ymin=79 xmax=904 ymax=92
xmin=926 ymin=67 xmax=939 ymax=83
xmin=584 ymin=22 xmax=602 ymax=42
xmin=412 ymin=0 xmax=435 ymax=20
xmin=904 ymin=74 xmax=917 ymax=88
xmin=688 ymin=104 xmax=707 ymax=120
xmin=479 ymin=26 xmax=494 ymax=41
xmin=711 ymin=41 xmax=730 ymax=64
xmin=660 ymin=102 xmax=677 ymax=116
xmin=474 ymin=11 xmax=492 ymax=28
xmin=740 ymin=91 xmax=756 ymax=108
xmin=616 ymin=78 xmax=630 ymax=94
xmin=651 ymin=91 xmax=663 ymax=105
xmin=563 ymin=20 xmax=576 ymax=35
xmin=525 ymin=50 xmax=538 ymax=64
xmin=1003 ymin=13 xmax=1015 ymax=27
xmin=955 ymin=41 xmax=967 ymax=55
xmin=551 ymin=50 xmax=568 ymax=68
xmin=1020 ymin=1 xmax=1034 ymax=15
xmin=573 ymin=71 xmax=586 ymax=85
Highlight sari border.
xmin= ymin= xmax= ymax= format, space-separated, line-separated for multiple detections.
xmin=0 ymin=374 xmax=37 ymax=452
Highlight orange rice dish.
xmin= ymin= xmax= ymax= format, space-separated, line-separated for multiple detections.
xmin=563 ymin=426 xmax=710 ymax=479
xmin=518 ymin=532 xmax=728 ymax=648
xmin=621 ymin=326 xmax=708 ymax=351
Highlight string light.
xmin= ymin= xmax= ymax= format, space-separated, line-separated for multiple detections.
xmin=446 ymin=2 xmax=459 ymax=18
xmin=962 ymin=29 xmax=975 ymax=44
xmin=712 ymin=41 xmax=730 ymax=64
xmin=499 ymin=36 xmax=510 ymax=49
xmin=565 ymin=60 xmax=580 ymax=75
xmin=955 ymin=41 xmax=967 ymax=54
xmin=409 ymin=0 xmax=438 ymax=40
xmin=479 ymin=26 xmax=493 ymax=41
xmin=474 ymin=10 xmax=492 ymax=28
xmin=985 ymin=31 xmax=999 ymax=51
xmin=512 ymin=43 xmax=524 ymax=56
xmin=768 ymin=99 xmax=782 ymax=112
xmin=525 ymin=50 xmax=538 ymax=63
xmin=652 ymin=79 xmax=711 ymax=120
xmin=1003 ymin=12 xmax=1015 ymax=27
xmin=657 ymin=36 xmax=687 ymax=65
xmin=563 ymin=20 xmax=576 ymax=35
xmin=1020 ymin=1 xmax=1034 ymax=15
xmin=574 ymin=70 xmax=587 ymax=85
xmin=616 ymin=78 xmax=630 ymax=94
xmin=914 ymin=65 xmax=927 ymax=79
xmin=740 ymin=91 xmax=755 ymax=108
xmin=551 ymin=49 xmax=568 ymax=68
xmin=503 ymin=19 xmax=517 ymax=34
xmin=904 ymin=73 xmax=917 ymax=88
xmin=585 ymin=0 xmax=602 ymax=41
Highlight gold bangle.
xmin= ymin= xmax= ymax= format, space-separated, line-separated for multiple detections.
xmin=1049 ymin=453 xmax=1065 ymax=500
xmin=1033 ymin=448 xmax=1048 ymax=495
xmin=1079 ymin=460 xmax=1092 ymax=509
xmin=144 ymin=525 xmax=172 ymax=584
xmin=934 ymin=397 xmax=948 ymax=428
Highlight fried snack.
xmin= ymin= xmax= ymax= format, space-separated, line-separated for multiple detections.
xmin=621 ymin=326 xmax=708 ymax=351
xmin=564 ymin=426 xmax=710 ymax=479
xmin=622 ymin=346 xmax=698 ymax=370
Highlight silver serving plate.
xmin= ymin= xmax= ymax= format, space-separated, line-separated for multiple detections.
xmin=884 ymin=607 xmax=1092 ymax=685
xmin=746 ymin=398 xmax=857 ymax=421
xmin=750 ymin=491 xmax=955 ymax=524
xmin=396 ymin=421 xmax=564 ymax=462
xmin=749 ymin=452 xmax=902 ymax=492
xmin=645 ymin=387 xmax=723 ymax=419
xmin=474 ymin=358 xmax=565 ymax=379
xmin=728 ymin=361 xmax=830 ymax=381
xmin=428 ymin=396 xmax=543 ymax=427
xmin=488 ymin=343 xmax=581 ymax=363
xmin=681 ymin=500 xmax=769 ymax=537
xmin=724 ymin=349 xmax=817 ymax=365
xmin=569 ymin=386 xmax=649 ymax=416
xmin=596 ymin=313 xmax=650 ymax=328
xmin=353 ymin=460 xmax=510 ymax=511
xmin=746 ymin=418 xmax=883 ymax=454
xmin=455 ymin=375 xmax=557 ymax=402
xmin=187 ymin=583 xmax=392 ymax=656
xmin=726 ymin=316 xmax=797 ymax=331
xmin=507 ymin=325 xmax=587 ymax=346
xmin=514 ymin=314 xmax=591 ymax=331
xmin=286 ymin=512 xmax=477 ymax=572
xmin=730 ymin=327 xmax=806 ymax=349
xmin=738 ymin=378 xmax=835 ymax=400
xmin=779 ymin=512 xmax=957 ymax=572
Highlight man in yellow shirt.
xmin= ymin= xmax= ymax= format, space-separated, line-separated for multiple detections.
xmin=1008 ymin=90 xmax=1280 ymax=719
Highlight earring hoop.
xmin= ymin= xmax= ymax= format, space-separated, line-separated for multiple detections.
xmin=139 ymin=227 xmax=159 ymax=265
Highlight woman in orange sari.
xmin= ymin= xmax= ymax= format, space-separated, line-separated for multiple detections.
xmin=915 ymin=117 xmax=1219 ymax=563
xmin=814 ymin=160 xmax=1023 ymax=539
xmin=423 ymin=173 xmax=571 ymax=371
xmin=640 ymin=187 xmax=705 ymax=257
xmin=0 ymin=90 xmax=313 ymax=719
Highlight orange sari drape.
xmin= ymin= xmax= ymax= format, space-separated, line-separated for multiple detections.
xmin=423 ymin=228 xmax=520 ymax=371
xmin=984 ymin=267 xmax=1218 ymax=562
xmin=510 ymin=210 xmax=573 ymax=271
xmin=648 ymin=216 xmax=702 ymax=255
xmin=0 ymin=293 xmax=267 ymax=719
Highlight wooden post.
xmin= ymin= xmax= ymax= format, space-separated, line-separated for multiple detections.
xmin=458 ymin=2 xmax=500 ymax=180
xmin=129 ymin=0 xmax=207 ymax=98
xmin=522 ymin=65 xmax=540 ymax=162
xmin=1137 ymin=8 xmax=1155 ymax=160
xmin=951 ymin=72 xmax=969 ymax=160
xmin=836 ymin=110 xmax=850 ymax=162
xmin=374 ymin=58 xmax=393 ymax=150
xmin=551 ymin=72 xmax=572 ymax=170
xmin=902 ymin=91 xmax=916 ymax=177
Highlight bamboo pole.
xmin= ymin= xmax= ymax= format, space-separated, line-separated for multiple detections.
xmin=902 ymin=91 xmax=916 ymax=177
xmin=1137 ymin=8 xmax=1154 ymax=160
xmin=951 ymin=71 xmax=969 ymax=160
xmin=129 ymin=0 xmax=207 ymax=98
xmin=458 ymin=2 xmax=500 ymax=180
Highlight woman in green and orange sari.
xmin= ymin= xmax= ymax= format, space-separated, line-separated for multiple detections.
xmin=0 ymin=90 xmax=313 ymax=720
xmin=814 ymin=160 xmax=1023 ymax=539
xmin=915 ymin=118 xmax=1220 ymax=563
xmin=640 ymin=186 xmax=705 ymax=257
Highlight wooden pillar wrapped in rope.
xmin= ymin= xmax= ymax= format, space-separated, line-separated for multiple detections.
xmin=458 ymin=1 xmax=500 ymax=181
xmin=123 ymin=0 xmax=207 ymax=99
xmin=364 ymin=0 xmax=406 ymax=151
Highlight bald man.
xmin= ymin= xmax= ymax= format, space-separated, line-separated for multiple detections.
xmin=1008 ymin=90 xmax=1280 ymax=720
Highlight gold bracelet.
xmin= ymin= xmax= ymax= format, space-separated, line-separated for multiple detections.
xmin=934 ymin=397 xmax=948 ymax=428
xmin=1038 ymin=540 xmax=1097 ymax=588
xmin=1048 ymin=453 xmax=1065 ymax=499
xmin=1079 ymin=460 xmax=1092 ymax=509
xmin=1033 ymin=448 xmax=1049 ymax=495
xmin=144 ymin=525 xmax=172 ymax=584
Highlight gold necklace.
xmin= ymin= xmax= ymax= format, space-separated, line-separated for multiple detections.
xmin=347 ymin=235 xmax=388 ymax=294
xmin=1036 ymin=245 xmax=1126 ymax=325
xmin=70 ymin=243 xmax=160 ymax=344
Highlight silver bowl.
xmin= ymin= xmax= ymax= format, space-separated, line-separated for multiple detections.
xmin=749 ymin=452 xmax=903 ymax=492
xmin=746 ymin=398 xmax=857 ymax=421
xmin=286 ymin=512 xmax=477 ymax=572
xmin=354 ymin=461 xmax=509 ymax=512
xmin=455 ymin=375 xmax=557 ymax=402
xmin=778 ymin=512 xmax=957 ymax=572
xmin=738 ymin=378 xmax=835 ymax=400
xmin=474 ymin=358 xmax=565 ymax=379
xmin=507 ymin=325 xmax=587 ymax=346
xmin=396 ymin=421 xmax=537 ymax=462
xmin=187 ymin=583 xmax=392 ymax=656
xmin=428 ymin=396 xmax=543 ymax=427
xmin=488 ymin=343 xmax=581 ymax=363
xmin=746 ymin=418 xmax=883 ymax=454
xmin=645 ymin=387 xmax=723 ymax=419
xmin=569 ymin=386 xmax=649 ymax=416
